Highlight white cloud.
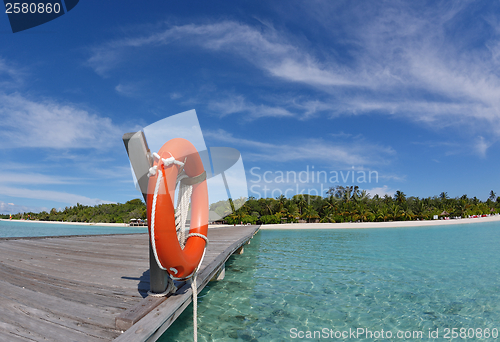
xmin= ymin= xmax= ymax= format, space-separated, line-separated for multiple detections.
xmin=366 ymin=185 xmax=395 ymax=198
xmin=87 ymin=21 xmax=363 ymax=88
xmin=0 ymin=172 xmax=80 ymax=185
xmin=0 ymin=57 xmax=24 ymax=88
xmin=170 ymin=92 xmax=182 ymax=99
xmin=0 ymin=92 xmax=122 ymax=149
xmin=204 ymin=129 xmax=395 ymax=167
xmin=115 ymin=83 xmax=139 ymax=97
xmin=86 ymin=6 xmax=500 ymax=151
xmin=208 ymin=95 xmax=294 ymax=119
xmin=0 ymin=201 xmax=48 ymax=214
xmin=268 ymin=58 xmax=358 ymax=86
xmin=0 ymin=185 xmax=114 ymax=206
xmin=475 ymin=136 xmax=492 ymax=158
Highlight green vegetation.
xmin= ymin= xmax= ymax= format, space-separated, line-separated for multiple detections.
xmin=0 ymin=199 xmax=146 ymax=223
xmin=222 ymin=186 xmax=500 ymax=225
xmin=2 ymin=187 xmax=499 ymax=225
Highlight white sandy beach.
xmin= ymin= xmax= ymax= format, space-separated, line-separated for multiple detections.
xmin=260 ymin=214 xmax=500 ymax=229
xmin=0 ymin=219 xmax=132 ymax=228
xmin=3 ymin=215 xmax=500 ymax=230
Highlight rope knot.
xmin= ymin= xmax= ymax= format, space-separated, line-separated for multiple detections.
xmin=147 ymin=152 xmax=185 ymax=177
xmin=162 ymin=156 xmax=185 ymax=168
xmin=147 ymin=165 xmax=158 ymax=177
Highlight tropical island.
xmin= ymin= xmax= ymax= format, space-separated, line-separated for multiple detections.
xmin=1 ymin=186 xmax=499 ymax=225
xmin=0 ymin=199 xmax=146 ymax=223
xmin=217 ymin=186 xmax=500 ymax=225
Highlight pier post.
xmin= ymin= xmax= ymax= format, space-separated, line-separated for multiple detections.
xmin=210 ymin=263 xmax=225 ymax=281
xmin=123 ymin=132 xmax=172 ymax=294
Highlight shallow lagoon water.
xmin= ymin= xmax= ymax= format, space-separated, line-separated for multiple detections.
xmin=161 ymin=222 xmax=500 ymax=341
xmin=0 ymin=220 xmax=147 ymax=237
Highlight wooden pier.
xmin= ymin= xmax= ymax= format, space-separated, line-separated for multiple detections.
xmin=0 ymin=225 xmax=259 ymax=342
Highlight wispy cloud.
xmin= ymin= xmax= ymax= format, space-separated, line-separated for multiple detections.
xmin=0 ymin=185 xmax=114 ymax=206
xmin=475 ymin=136 xmax=492 ymax=158
xmin=0 ymin=172 xmax=80 ymax=185
xmin=0 ymin=92 xmax=122 ymax=149
xmin=411 ymin=137 xmax=495 ymax=157
xmin=0 ymin=201 xmax=48 ymax=214
xmin=208 ymin=95 xmax=294 ymax=119
xmin=88 ymin=21 xmax=369 ymax=88
xmin=115 ymin=83 xmax=140 ymax=97
xmin=0 ymin=57 xmax=24 ymax=88
xmin=366 ymin=185 xmax=395 ymax=198
xmin=204 ymin=129 xmax=395 ymax=167
xmin=86 ymin=4 xmax=500 ymax=151
xmin=170 ymin=92 xmax=182 ymax=100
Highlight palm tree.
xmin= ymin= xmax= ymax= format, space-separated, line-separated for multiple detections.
xmin=376 ymin=206 xmax=390 ymax=222
xmin=456 ymin=199 xmax=470 ymax=218
xmin=287 ymin=203 xmax=300 ymax=222
xmin=343 ymin=186 xmax=353 ymax=203
xmin=489 ymin=190 xmax=497 ymax=202
xmin=323 ymin=195 xmax=338 ymax=214
xmin=274 ymin=195 xmax=287 ymax=217
xmin=264 ymin=198 xmax=274 ymax=215
xmin=351 ymin=185 xmax=361 ymax=201
xmin=295 ymin=195 xmax=307 ymax=215
xmin=302 ymin=205 xmax=319 ymax=223
xmin=390 ymin=204 xmax=401 ymax=221
xmin=439 ymin=192 xmax=449 ymax=209
xmin=399 ymin=203 xmax=413 ymax=221
xmin=413 ymin=200 xmax=426 ymax=220
xmin=358 ymin=190 xmax=370 ymax=202
xmin=357 ymin=204 xmax=373 ymax=222
xmin=395 ymin=190 xmax=406 ymax=204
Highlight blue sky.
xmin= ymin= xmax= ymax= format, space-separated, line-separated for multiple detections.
xmin=1 ymin=1 xmax=499 ymax=214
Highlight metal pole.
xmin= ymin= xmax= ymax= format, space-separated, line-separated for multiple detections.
xmin=123 ymin=132 xmax=170 ymax=294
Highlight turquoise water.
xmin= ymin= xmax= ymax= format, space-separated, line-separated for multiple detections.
xmin=0 ymin=220 xmax=147 ymax=238
xmin=161 ymin=222 xmax=500 ymax=341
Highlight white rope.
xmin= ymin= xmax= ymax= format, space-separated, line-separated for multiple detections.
xmin=149 ymin=168 xmax=166 ymax=271
xmin=175 ymin=172 xmax=192 ymax=248
xmin=147 ymin=279 xmax=177 ymax=297
xmin=190 ymin=274 xmax=199 ymax=342
xmin=169 ymin=247 xmax=208 ymax=341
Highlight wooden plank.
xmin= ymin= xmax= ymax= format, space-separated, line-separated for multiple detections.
xmin=0 ymin=227 xmax=259 ymax=342
xmin=0 ymin=279 xmax=119 ymax=330
xmin=0 ymin=321 xmax=35 ymax=342
xmin=0 ymin=234 xmax=149 ymax=341
xmin=115 ymin=296 xmax=167 ymax=331
xmin=0 ymin=295 xmax=109 ymax=342
xmin=114 ymin=225 xmax=259 ymax=341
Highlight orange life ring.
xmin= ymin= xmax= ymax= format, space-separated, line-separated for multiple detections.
xmin=147 ymin=138 xmax=208 ymax=279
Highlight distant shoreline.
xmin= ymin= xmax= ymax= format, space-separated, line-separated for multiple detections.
xmin=0 ymin=219 xmax=131 ymax=228
xmin=3 ymin=215 xmax=500 ymax=230
xmin=261 ymin=214 xmax=500 ymax=229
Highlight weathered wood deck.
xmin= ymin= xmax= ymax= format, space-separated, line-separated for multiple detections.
xmin=0 ymin=225 xmax=259 ymax=342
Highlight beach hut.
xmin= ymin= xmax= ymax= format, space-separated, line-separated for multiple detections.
xmin=208 ymin=211 xmax=226 ymax=225
xmin=440 ymin=211 xmax=450 ymax=220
